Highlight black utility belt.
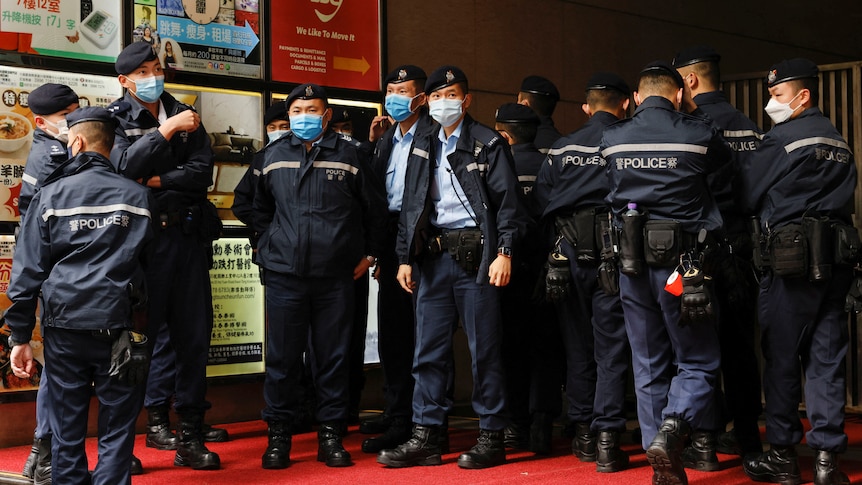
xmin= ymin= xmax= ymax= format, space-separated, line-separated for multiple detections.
xmin=759 ymin=217 xmax=860 ymax=281
xmin=427 ymin=227 xmax=483 ymax=274
xmin=618 ymin=217 xmax=702 ymax=276
xmin=555 ymin=207 xmax=611 ymax=266
xmin=67 ymin=328 xmax=126 ymax=342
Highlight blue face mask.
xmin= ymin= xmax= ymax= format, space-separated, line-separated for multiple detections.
xmin=385 ymin=93 xmax=417 ymax=123
xmin=267 ymin=130 xmax=289 ymax=143
xmin=289 ymin=113 xmax=324 ymax=141
xmin=131 ymin=75 xmax=165 ymax=103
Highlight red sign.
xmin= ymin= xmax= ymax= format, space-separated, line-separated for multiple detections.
xmin=270 ymin=0 xmax=381 ymax=92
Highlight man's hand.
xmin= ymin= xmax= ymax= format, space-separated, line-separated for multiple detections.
xmin=488 ymin=255 xmax=511 ymax=287
xmin=159 ymin=110 xmax=200 ymax=141
xmin=397 ymin=264 xmax=415 ymax=293
xmin=368 ymin=115 xmax=393 ymax=143
xmin=10 ymin=343 xmax=35 ymax=379
xmin=353 ymin=257 xmax=373 ymax=280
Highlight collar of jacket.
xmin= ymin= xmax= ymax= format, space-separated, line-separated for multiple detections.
xmin=634 ymin=95 xmax=676 ymax=115
xmin=288 ymin=128 xmax=339 ymax=149
xmin=124 ymin=91 xmax=177 ymax=120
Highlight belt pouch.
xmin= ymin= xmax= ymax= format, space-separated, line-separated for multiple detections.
xmin=802 ymin=215 xmax=833 ymax=281
xmin=833 ymin=222 xmax=861 ymax=266
xmin=769 ymin=224 xmax=808 ymax=278
xmin=644 ymin=220 xmax=681 ymax=268
xmin=574 ymin=208 xmax=598 ymax=264
xmin=619 ymin=212 xmax=647 ymax=276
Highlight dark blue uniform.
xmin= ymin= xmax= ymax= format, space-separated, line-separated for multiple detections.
xmin=19 ymin=129 xmax=68 ymax=218
xmin=396 ymin=114 xmax=528 ymax=431
xmin=108 ymin=91 xmax=216 ymax=418
xmin=254 ymin=129 xmax=387 ymax=425
xmin=534 ymin=115 xmax=562 ymax=155
xmin=536 ymin=110 xmax=629 ymax=435
xmin=6 ymin=152 xmax=154 ymax=485
xmin=743 ymin=107 xmax=856 ymax=452
xmin=601 ymin=96 xmax=731 ymax=448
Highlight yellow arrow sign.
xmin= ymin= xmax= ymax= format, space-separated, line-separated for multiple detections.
xmin=333 ymin=56 xmax=371 ymax=75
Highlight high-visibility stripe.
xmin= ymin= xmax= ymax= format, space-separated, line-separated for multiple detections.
xmin=723 ymin=129 xmax=763 ymax=140
xmin=784 ymin=136 xmax=850 ymax=154
xmin=263 ymin=161 xmax=301 ymax=174
xmin=518 ymin=175 xmax=537 ymax=183
xmin=547 ymin=144 xmax=600 ymax=156
xmin=601 ymin=143 xmax=708 ymax=157
xmin=42 ymin=204 xmax=151 ymax=222
xmin=312 ymin=161 xmax=359 ymax=174
xmin=124 ymin=127 xmax=159 ymax=137
xmin=412 ymin=148 xmax=429 ymax=159
xmin=538 ymin=147 xmax=550 ymax=154
xmin=466 ymin=162 xmax=488 ymax=173
xmin=22 ymin=173 xmax=37 ymax=186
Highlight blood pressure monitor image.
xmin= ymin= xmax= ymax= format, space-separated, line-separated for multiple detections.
xmin=80 ymin=10 xmax=118 ymax=49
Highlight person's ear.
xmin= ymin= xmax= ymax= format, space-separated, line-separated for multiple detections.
xmin=633 ymin=91 xmax=642 ymax=106
xmin=462 ymin=93 xmax=472 ymax=111
xmin=581 ymin=103 xmax=593 ymax=117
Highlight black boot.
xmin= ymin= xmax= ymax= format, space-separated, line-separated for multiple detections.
xmin=813 ymin=450 xmax=849 ymax=485
xmin=174 ymin=414 xmax=221 ymax=470
xmin=359 ymin=413 xmax=391 ymax=434
xmin=646 ymin=416 xmax=691 ymax=485
xmin=202 ymin=423 xmax=230 ymax=442
xmin=572 ymin=422 xmax=597 ymax=462
xmin=377 ymin=424 xmax=443 ymax=467
xmin=682 ymin=430 xmax=719 ymax=471
xmin=146 ymin=405 xmax=178 ymax=450
xmin=457 ymin=429 xmax=506 ymax=469
xmin=130 ymin=454 xmax=144 ymax=475
xmin=261 ymin=421 xmax=291 ymax=469
xmin=362 ymin=416 xmax=412 ymax=453
xmin=596 ymin=430 xmax=629 ymax=473
xmin=22 ymin=435 xmax=39 ymax=478
xmin=742 ymin=445 xmax=801 ymax=485
xmin=503 ymin=422 xmax=530 ymax=450
xmin=33 ymin=435 xmax=51 ymax=485
xmin=317 ymin=423 xmax=352 ymax=467
xmin=717 ymin=426 xmax=763 ymax=456
xmin=529 ymin=412 xmax=554 ymax=455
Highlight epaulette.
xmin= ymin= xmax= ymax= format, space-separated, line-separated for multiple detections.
xmin=106 ymin=100 xmax=131 ymax=115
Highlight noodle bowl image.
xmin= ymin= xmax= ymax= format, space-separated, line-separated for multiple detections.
xmin=0 ymin=112 xmax=32 ymax=153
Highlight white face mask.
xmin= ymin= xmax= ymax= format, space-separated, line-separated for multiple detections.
xmin=43 ymin=118 xmax=69 ymax=143
xmin=428 ymin=98 xmax=464 ymax=128
xmin=764 ymin=90 xmax=802 ymax=124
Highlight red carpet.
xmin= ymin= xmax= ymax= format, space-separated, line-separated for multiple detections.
xmin=2 ymin=416 xmax=862 ymax=484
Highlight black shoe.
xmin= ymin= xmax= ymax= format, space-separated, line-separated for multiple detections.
xmin=22 ymin=436 xmax=40 ymax=478
xmin=362 ymin=417 xmax=412 ymax=454
xmin=503 ymin=423 xmax=530 ymax=450
xmin=33 ymin=436 xmax=51 ymax=485
xmin=529 ymin=413 xmax=554 ymax=455
xmin=457 ymin=429 xmax=506 ymax=469
xmin=130 ymin=454 xmax=144 ymax=475
xmin=203 ymin=423 xmax=230 ymax=443
xmin=359 ymin=414 xmax=391 ymax=434
xmin=317 ymin=423 xmax=352 ymax=467
xmin=377 ymin=425 xmax=443 ymax=468
xmin=646 ymin=416 xmax=690 ymax=485
xmin=742 ymin=445 xmax=801 ymax=485
xmin=596 ymin=430 xmax=629 ymax=473
xmin=174 ymin=414 xmax=221 ymax=470
xmin=146 ymin=405 xmax=179 ymax=450
xmin=717 ymin=427 xmax=763 ymax=456
xmin=682 ymin=430 xmax=719 ymax=471
xmin=572 ymin=422 xmax=597 ymax=462
xmin=813 ymin=450 xmax=850 ymax=485
xmin=262 ymin=420 xmax=292 ymax=469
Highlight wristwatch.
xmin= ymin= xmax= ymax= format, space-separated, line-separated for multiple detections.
xmin=6 ymin=335 xmax=28 ymax=347
xmin=497 ymin=247 xmax=512 ymax=258
xmin=365 ymin=255 xmax=378 ymax=266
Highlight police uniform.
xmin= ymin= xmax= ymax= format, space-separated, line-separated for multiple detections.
xmin=520 ymin=76 xmax=562 ymax=154
xmin=108 ymin=41 xmax=221 ymax=469
xmin=535 ymin=72 xmax=632 ymax=470
xmin=254 ymin=83 xmax=387 ymax=468
xmin=379 ymin=66 xmax=528 ymax=470
xmin=673 ymin=45 xmax=765 ymax=457
xmin=741 ymin=59 xmax=856 ymax=485
xmin=602 ymin=61 xmax=731 ymax=484
xmin=5 ymin=107 xmax=154 ymax=485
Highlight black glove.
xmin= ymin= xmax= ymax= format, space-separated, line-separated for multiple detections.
xmin=845 ymin=276 xmax=862 ymax=314
xmin=545 ymin=252 xmax=573 ymax=302
xmin=679 ymin=267 xmax=716 ymax=327
xmin=109 ymin=331 xmax=149 ymax=386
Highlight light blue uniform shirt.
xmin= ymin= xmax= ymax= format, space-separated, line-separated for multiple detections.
xmin=430 ymin=121 xmax=476 ymax=229
xmin=385 ymin=121 xmax=417 ymax=212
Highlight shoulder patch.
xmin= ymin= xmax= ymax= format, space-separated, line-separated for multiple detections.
xmin=106 ymin=100 xmax=131 ymax=114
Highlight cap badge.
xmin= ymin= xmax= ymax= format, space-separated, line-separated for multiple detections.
xmin=445 ymin=70 xmax=455 ymax=83
xmin=305 ymin=85 xmax=314 ymax=97
xmin=398 ymin=69 xmax=407 ymax=81
xmin=767 ymin=70 xmax=777 ymax=84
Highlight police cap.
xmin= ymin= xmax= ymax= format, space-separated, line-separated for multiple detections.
xmin=65 ymin=106 xmax=116 ymax=129
xmin=639 ymin=60 xmax=685 ymax=89
xmin=585 ymin=72 xmax=630 ymax=95
xmin=285 ymin=83 xmax=328 ymax=109
xmin=263 ymin=101 xmax=288 ymax=126
xmin=115 ymin=41 xmax=159 ymax=75
xmin=385 ymin=65 xmax=427 ymax=86
xmin=330 ymin=108 xmax=351 ymax=124
xmin=425 ymin=65 xmax=468 ymax=95
xmin=672 ymin=45 xmax=721 ymax=68
xmin=495 ymin=103 xmax=539 ymax=124
xmin=28 ymin=83 xmax=79 ymax=115
xmin=766 ymin=58 xmax=819 ymax=88
xmin=520 ymin=75 xmax=560 ymax=101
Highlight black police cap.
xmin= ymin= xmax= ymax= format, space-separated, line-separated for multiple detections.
xmin=263 ymin=101 xmax=287 ymax=126
xmin=766 ymin=58 xmax=819 ymax=88
xmin=639 ymin=60 xmax=685 ymax=89
xmin=285 ymin=83 xmax=328 ymax=109
xmin=65 ymin=106 xmax=116 ymax=128
xmin=585 ymin=72 xmax=630 ymax=95
xmin=520 ymin=75 xmax=560 ymax=101
xmin=425 ymin=65 xmax=469 ymax=95
xmin=495 ymin=103 xmax=539 ymax=124
xmin=385 ymin=65 xmax=427 ymax=86
xmin=672 ymin=45 xmax=721 ymax=68
xmin=330 ymin=109 xmax=352 ymax=124
xmin=28 ymin=83 xmax=78 ymax=115
xmin=115 ymin=41 xmax=159 ymax=75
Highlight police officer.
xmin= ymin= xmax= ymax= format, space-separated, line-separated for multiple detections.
xmin=741 ymin=59 xmax=856 ymax=485
xmin=378 ymin=65 xmax=528 ymax=470
xmin=360 ymin=65 xmax=434 ymax=453
xmin=517 ymin=75 xmax=563 ymax=153
xmin=601 ymin=61 xmax=731 ymax=485
xmin=535 ymin=72 xmax=632 ymax=472
xmin=494 ymin=102 xmax=563 ymax=455
xmin=330 ymin=108 xmax=354 ymax=137
xmin=109 ymin=41 xmax=221 ymax=470
xmin=673 ymin=45 xmax=765 ymax=465
xmin=7 ymin=106 xmax=155 ymax=485
xmin=253 ymin=83 xmax=387 ymax=469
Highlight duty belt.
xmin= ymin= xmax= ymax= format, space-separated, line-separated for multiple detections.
xmin=427 ymin=227 xmax=481 ymax=255
xmin=69 ymin=328 xmax=124 ymax=342
xmin=159 ymin=210 xmax=185 ymax=229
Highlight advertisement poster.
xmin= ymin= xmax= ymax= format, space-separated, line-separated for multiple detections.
xmin=0 ymin=65 xmax=122 ymax=221
xmin=270 ymin=0 xmax=381 ymax=91
xmin=0 ymin=0 xmax=123 ymax=63
xmin=145 ymin=0 xmax=261 ymax=79
xmin=207 ymin=236 xmax=265 ymax=376
xmin=0 ymin=235 xmax=43 ymax=392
